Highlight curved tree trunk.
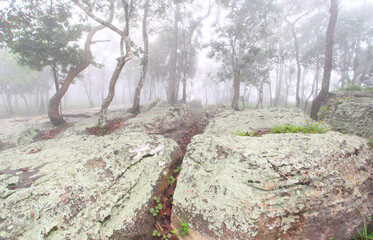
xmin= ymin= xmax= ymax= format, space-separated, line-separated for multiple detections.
xmin=98 ymin=56 xmax=126 ymax=127
xmin=48 ymin=6 xmax=113 ymax=126
xmin=310 ymin=0 xmax=338 ymax=120
xmin=97 ymin=0 xmax=133 ymax=127
xmin=129 ymin=0 xmax=150 ymax=114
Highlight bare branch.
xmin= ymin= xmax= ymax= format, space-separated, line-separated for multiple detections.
xmin=72 ymin=0 xmax=124 ymax=36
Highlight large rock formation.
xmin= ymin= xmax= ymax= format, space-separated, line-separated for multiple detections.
xmin=320 ymin=90 xmax=373 ymax=139
xmin=0 ymin=104 xmax=192 ymax=240
xmin=172 ymin=108 xmax=373 ymax=240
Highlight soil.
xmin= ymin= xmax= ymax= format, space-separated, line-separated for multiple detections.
xmin=32 ymin=123 xmax=72 ymax=142
xmin=85 ymin=115 xmax=136 ymax=136
xmin=151 ymin=109 xmax=204 ymax=240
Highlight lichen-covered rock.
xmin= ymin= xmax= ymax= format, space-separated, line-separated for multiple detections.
xmin=124 ymin=104 xmax=193 ymax=134
xmin=0 ymin=104 xmax=189 ymax=240
xmin=172 ymin=108 xmax=373 ymax=240
xmin=320 ymin=90 xmax=373 ymax=139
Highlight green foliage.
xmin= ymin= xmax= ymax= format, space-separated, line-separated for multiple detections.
xmin=178 ymin=222 xmax=190 ymax=236
xmin=270 ymin=122 xmax=328 ymax=134
xmin=168 ymin=176 xmax=175 ymax=185
xmin=235 ymin=120 xmax=328 ymax=137
xmin=330 ymin=208 xmax=373 ymax=240
xmin=173 ymin=165 xmax=182 ymax=174
xmin=150 ymin=197 xmax=162 ymax=217
xmin=352 ymin=208 xmax=373 ymax=240
xmin=152 ymin=229 xmax=161 ymax=237
xmin=0 ymin=2 xmax=88 ymax=86
xmin=369 ymin=140 xmax=373 ymax=148
xmin=235 ymin=130 xmax=257 ymax=137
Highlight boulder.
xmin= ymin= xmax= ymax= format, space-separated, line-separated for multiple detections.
xmin=0 ymin=104 xmax=192 ymax=240
xmin=320 ymin=90 xmax=373 ymax=139
xmin=172 ymin=108 xmax=373 ymax=240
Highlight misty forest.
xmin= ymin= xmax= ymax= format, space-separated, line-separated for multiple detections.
xmin=0 ymin=0 xmax=373 ymax=240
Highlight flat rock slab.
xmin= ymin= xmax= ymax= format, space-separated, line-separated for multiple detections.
xmin=0 ymin=104 xmax=191 ymax=240
xmin=172 ymin=108 xmax=373 ymax=240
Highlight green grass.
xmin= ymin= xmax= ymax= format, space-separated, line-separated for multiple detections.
xmin=270 ymin=123 xmax=328 ymax=134
xmin=353 ymin=207 xmax=373 ymax=240
xmin=330 ymin=208 xmax=373 ymax=240
xmin=235 ymin=119 xmax=329 ymax=137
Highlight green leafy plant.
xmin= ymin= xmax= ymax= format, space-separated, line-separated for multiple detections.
xmin=178 ymin=222 xmax=190 ymax=236
xmin=149 ymin=197 xmax=162 ymax=217
xmin=173 ymin=165 xmax=182 ymax=174
xmin=152 ymin=229 xmax=161 ymax=237
xmin=168 ymin=176 xmax=175 ymax=185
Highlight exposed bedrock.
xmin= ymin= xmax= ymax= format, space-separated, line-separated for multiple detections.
xmin=0 ymin=104 xmax=192 ymax=240
xmin=172 ymin=108 xmax=373 ymax=240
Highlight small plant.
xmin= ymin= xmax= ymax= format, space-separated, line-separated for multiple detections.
xmin=330 ymin=208 xmax=373 ymax=240
xmin=152 ymin=229 xmax=161 ymax=237
xmin=235 ymin=130 xmax=257 ymax=137
xmin=369 ymin=139 xmax=373 ymax=148
xmin=173 ymin=165 xmax=182 ymax=174
xmin=178 ymin=222 xmax=190 ymax=236
xmin=150 ymin=197 xmax=162 ymax=217
xmin=168 ymin=176 xmax=175 ymax=185
xmin=353 ymin=208 xmax=373 ymax=240
xmin=152 ymin=229 xmax=173 ymax=240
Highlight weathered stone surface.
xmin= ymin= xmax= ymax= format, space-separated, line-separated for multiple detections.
xmin=320 ymin=90 xmax=373 ymax=139
xmin=124 ymin=104 xmax=193 ymax=134
xmin=172 ymin=108 xmax=373 ymax=240
xmin=0 ymin=104 xmax=190 ymax=240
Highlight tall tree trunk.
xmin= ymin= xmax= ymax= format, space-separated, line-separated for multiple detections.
xmin=290 ymin=23 xmax=302 ymax=108
xmin=48 ymin=3 xmax=114 ymax=126
xmin=167 ymin=3 xmax=180 ymax=105
xmin=310 ymin=0 xmax=338 ymax=120
xmin=268 ymin=81 xmax=273 ymax=107
xmin=20 ymin=94 xmax=30 ymax=114
xmin=98 ymin=56 xmax=127 ymax=127
xmin=39 ymin=92 xmax=45 ymax=113
xmin=231 ymin=71 xmax=240 ymax=110
xmin=129 ymin=0 xmax=150 ymax=114
xmin=274 ymin=63 xmax=283 ymax=107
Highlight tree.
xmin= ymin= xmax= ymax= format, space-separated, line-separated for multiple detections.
xmin=0 ymin=51 xmax=36 ymax=115
xmin=73 ymin=0 xmax=134 ymax=127
xmin=275 ymin=0 xmax=324 ymax=108
xmin=210 ymin=0 xmax=272 ymax=110
xmin=179 ymin=1 xmax=213 ymax=103
xmin=310 ymin=0 xmax=338 ymax=120
xmin=333 ymin=3 xmax=373 ymax=87
xmin=129 ymin=0 xmax=150 ymax=114
xmin=0 ymin=1 xmax=110 ymax=125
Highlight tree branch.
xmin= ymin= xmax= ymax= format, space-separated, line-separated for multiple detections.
xmin=72 ymin=0 xmax=124 ymax=36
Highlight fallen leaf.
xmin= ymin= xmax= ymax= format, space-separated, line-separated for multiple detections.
xmin=28 ymin=148 xmax=42 ymax=154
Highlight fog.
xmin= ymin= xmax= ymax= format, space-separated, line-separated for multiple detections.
xmin=0 ymin=0 xmax=372 ymax=121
